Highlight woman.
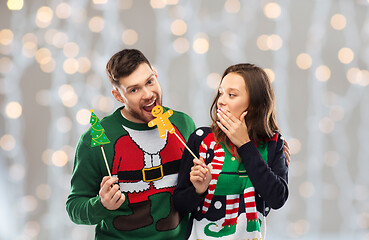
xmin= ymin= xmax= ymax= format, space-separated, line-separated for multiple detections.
xmin=173 ymin=63 xmax=289 ymax=239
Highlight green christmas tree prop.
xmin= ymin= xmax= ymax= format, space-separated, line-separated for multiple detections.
xmin=90 ymin=109 xmax=111 ymax=176
xmin=90 ymin=110 xmax=110 ymax=147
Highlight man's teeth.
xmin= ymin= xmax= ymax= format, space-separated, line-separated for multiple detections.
xmin=145 ymin=100 xmax=156 ymax=107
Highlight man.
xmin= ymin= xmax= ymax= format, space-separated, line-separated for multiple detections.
xmin=66 ymin=49 xmax=196 ymax=239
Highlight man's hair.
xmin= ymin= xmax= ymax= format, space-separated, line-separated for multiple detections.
xmin=106 ymin=49 xmax=152 ymax=88
xmin=210 ymin=63 xmax=280 ymax=150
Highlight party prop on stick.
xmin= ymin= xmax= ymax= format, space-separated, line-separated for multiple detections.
xmin=90 ymin=109 xmax=111 ymax=177
xmin=148 ymin=106 xmax=198 ymax=160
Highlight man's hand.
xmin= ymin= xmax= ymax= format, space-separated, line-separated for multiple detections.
xmin=99 ymin=176 xmax=125 ymax=210
xmin=283 ymin=140 xmax=291 ymax=166
xmin=190 ymin=157 xmax=212 ymax=195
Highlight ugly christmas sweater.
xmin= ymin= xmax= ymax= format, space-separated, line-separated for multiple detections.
xmin=66 ymin=106 xmax=196 ymax=240
xmin=173 ymin=127 xmax=289 ymax=240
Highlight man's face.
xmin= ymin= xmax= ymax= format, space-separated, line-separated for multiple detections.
xmin=112 ymin=63 xmax=162 ymax=123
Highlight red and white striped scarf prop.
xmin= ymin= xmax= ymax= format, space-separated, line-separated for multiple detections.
xmin=198 ymin=134 xmax=259 ymax=227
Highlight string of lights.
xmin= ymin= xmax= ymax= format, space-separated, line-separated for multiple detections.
xmin=0 ymin=0 xmax=368 ymax=239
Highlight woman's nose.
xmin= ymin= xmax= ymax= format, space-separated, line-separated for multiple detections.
xmin=217 ymin=95 xmax=225 ymax=106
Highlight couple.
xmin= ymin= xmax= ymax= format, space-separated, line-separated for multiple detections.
xmin=66 ymin=49 xmax=289 ymax=239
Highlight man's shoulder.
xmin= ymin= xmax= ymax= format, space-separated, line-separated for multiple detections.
xmin=81 ymin=107 xmax=126 ymax=144
xmin=163 ymin=106 xmax=192 ymax=120
xmin=100 ymin=107 xmax=122 ymax=125
xmin=77 ymin=126 xmax=93 ymax=148
xmin=163 ymin=106 xmax=194 ymax=125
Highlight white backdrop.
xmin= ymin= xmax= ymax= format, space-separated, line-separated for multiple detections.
xmin=1 ymin=0 xmax=369 ymax=239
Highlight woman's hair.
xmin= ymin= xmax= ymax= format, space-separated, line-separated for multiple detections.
xmin=106 ymin=49 xmax=152 ymax=88
xmin=210 ymin=63 xmax=280 ymax=151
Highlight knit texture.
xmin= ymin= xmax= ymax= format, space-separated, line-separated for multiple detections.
xmin=173 ymin=127 xmax=289 ymax=240
xmin=66 ymin=106 xmax=196 ymax=240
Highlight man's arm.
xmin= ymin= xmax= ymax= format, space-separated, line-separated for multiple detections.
xmin=66 ymin=134 xmax=113 ymax=225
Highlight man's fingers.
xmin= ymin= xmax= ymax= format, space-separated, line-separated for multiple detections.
xmin=106 ymin=184 xmax=120 ymax=199
xmin=283 ymin=144 xmax=291 ymax=159
xmin=116 ymin=193 xmax=125 ymax=206
xmin=106 ymin=177 xmax=118 ymax=187
xmin=283 ymin=143 xmax=291 ymax=166
xmin=100 ymin=176 xmax=110 ymax=188
xmin=112 ymin=190 xmax=122 ymax=203
xmin=101 ymin=177 xmax=119 ymax=193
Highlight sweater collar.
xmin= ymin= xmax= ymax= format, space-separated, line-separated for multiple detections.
xmin=114 ymin=106 xmax=158 ymax=131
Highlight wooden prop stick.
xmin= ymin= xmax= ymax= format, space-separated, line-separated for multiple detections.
xmin=173 ymin=131 xmax=198 ymax=160
xmin=172 ymin=132 xmax=207 ymax=172
xmin=100 ymin=145 xmax=111 ymax=177
xmin=147 ymin=106 xmax=199 ymax=161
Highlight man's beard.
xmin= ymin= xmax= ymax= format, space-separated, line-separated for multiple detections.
xmin=125 ymin=98 xmax=162 ymax=123
xmin=129 ymin=107 xmax=153 ymax=123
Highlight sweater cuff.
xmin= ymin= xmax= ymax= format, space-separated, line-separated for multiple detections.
xmin=237 ymin=141 xmax=257 ymax=156
xmin=197 ymin=188 xmax=208 ymax=198
xmin=89 ymin=195 xmax=113 ymax=219
xmin=190 ymin=186 xmax=207 ymax=208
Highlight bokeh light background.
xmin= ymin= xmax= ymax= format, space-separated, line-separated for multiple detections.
xmin=1 ymin=0 xmax=369 ymax=239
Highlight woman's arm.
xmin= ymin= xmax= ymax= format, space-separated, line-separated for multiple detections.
xmin=238 ymin=133 xmax=289 ymax=209
xmin=173 ymin=128 xmax=210 ymax=215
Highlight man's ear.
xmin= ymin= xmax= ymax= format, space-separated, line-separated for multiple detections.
xmin=152 ymin=67 xmax=158 ymax=79
xmin=112 ymin=88 xmax=124 ymax=103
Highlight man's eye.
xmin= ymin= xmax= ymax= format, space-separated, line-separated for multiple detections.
xmin=130 ymin=89 xmax=137 ymax=93
xmin=147 ymin=79 xmax=153 ymax=85
xmin=229 ymin=94 xmax=236 ymax=97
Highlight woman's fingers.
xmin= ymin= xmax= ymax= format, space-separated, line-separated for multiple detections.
xmin=217 ymin=109 xmax=246 ymax=135
xmin=217 ymin=111 xmax=232 ymax=131
xmin=190 ymin=175 xmax=205 ymax=182
xmin=193 ymin=158 xmax=207 ymax=168
xmin=240 ymin=111 xmax=248 ymax=123
xmin=191 ymin=166 xmax=207 ymax=179
xmin=216 ymin=120 xmax=228 ymax=135
xmin=218 ymin=108 xmax=237 ymax=123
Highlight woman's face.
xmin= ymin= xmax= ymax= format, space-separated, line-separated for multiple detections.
xmin=216 ymin=72 xmax=250 ymax=119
